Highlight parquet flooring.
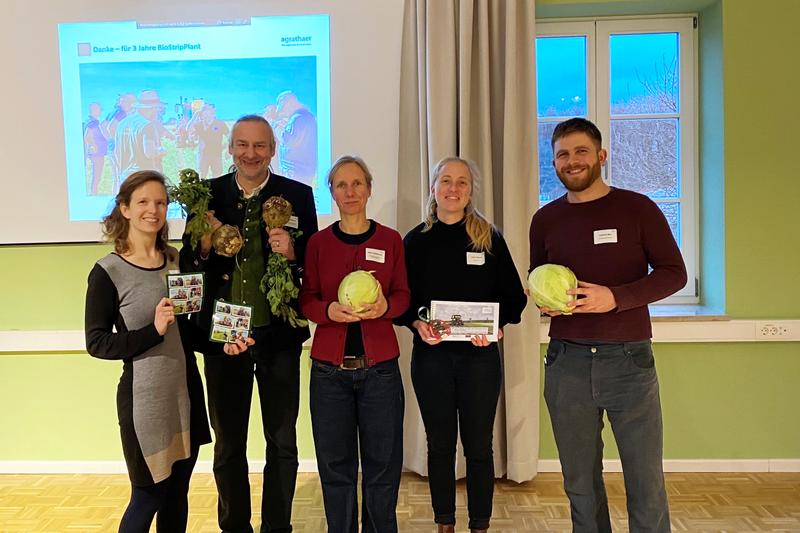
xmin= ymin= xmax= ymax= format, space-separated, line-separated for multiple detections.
xmin=1 ymin=472 xmax=798 ymax=532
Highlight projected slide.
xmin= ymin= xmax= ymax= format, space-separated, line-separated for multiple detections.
xmin=58 ymin=15 xmax=331 ymax=221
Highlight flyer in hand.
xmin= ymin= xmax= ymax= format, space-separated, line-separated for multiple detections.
xmin=429 ymin=300 xmax=500 ymax=342
xmin=167 ymin=272 xmax=205 ymax=315
xmin=209 ymin=299 xmax=253 ymax=343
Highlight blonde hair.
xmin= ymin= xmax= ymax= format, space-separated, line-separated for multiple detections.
xmin=423 ymin=157 xmax=493 ymax=253
xmin=102 ymin=170 xmax=170 ymax=254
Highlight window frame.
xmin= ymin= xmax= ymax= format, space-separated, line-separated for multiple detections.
xmin=536 ymin=15 xmax=699 ymax=303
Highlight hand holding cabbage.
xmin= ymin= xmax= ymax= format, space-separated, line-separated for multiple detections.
xmin=334 ymin=270 xmax=386 ymax=320
xmin=528 ymin=264 xmax=617 ymax=314
xmin=528 ymin=264 xmax=577 ymax=315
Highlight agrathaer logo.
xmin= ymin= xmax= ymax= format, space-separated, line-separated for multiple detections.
xmin=280 ymin=35 xmax=312 ymax=46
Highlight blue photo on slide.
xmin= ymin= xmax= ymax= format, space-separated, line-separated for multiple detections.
xmin=59 ymin=16 xmax=332 ymax=221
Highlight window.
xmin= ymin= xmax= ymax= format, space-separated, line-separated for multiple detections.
xmin=536 ymin=17 xmax=697 ymax=302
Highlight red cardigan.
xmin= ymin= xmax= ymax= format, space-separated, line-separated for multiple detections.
xmin=299 ymin=222 xmax=410 ymax=366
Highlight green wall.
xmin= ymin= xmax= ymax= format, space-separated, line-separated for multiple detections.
xmin=1 ymin=0 xmax=799 ymax=465
xmin=721 ymin=0 xmax=800 ymax=318
xmin=538 ymin=343 xmax=800 ymax=459
xmin=0 ymin=352 xmax=317 ymax=462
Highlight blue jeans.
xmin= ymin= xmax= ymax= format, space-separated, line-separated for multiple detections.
xmin=310 ymin=358 xmax=405 ymax=533
xmin=544 ymin=339 xmax=670 ymax=533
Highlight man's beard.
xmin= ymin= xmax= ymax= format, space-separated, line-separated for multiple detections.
xmin=556 ymin=161 xmax=603 ymax=192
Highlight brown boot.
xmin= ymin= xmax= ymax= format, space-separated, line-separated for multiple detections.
xmin=437 ymin=525 xmax=455 ymax=533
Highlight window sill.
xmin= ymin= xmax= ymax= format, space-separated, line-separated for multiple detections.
xmin=539 ymin=304 xmax=726 ymax=323
xmin=648 ymin=304 xmax=727 ymax=321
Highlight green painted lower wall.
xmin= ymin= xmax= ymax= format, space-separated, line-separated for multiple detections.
xmin=0 ymin=351 xmax=317 ymax=462
xmin=537 ymin=343 xmax=800 ymax=460
xmin=1 ymin=342 xmax=798 ymax=462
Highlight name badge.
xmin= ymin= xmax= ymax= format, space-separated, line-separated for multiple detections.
xmin=286 ymin=216 xmax=299 ymax=229
xmin=466 ymin=252 xmax=485 ymax=265
xmin=168 ymin=269 xmax=180 ymax=274
xmin=593 ymin=229 xmax=618 ymax=245
xmin=365 ymin=248 xmax=385 ymax=263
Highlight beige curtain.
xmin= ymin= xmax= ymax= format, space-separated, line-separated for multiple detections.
xmin=396 ymin=0 xmax=541 ymax=482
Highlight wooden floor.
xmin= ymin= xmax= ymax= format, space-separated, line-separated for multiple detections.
xmin=1 ymin=472 xmax=799 ymax=532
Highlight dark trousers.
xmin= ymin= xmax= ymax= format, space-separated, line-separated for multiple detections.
xmin=119 ymin=451 xmax=198 ymax=533
xmin=411 ymin=345 xmax=502 ymax=530
xmin=204 ymin=332 xmax=301 ymax=533
xmin=309 ymin=358 xmax=405 ymax=533
xmin=544 ymin=339 xmax=670 ymax=533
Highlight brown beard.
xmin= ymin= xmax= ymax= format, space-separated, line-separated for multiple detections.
xmin=556 ymin=161 xmax=603 ymax=192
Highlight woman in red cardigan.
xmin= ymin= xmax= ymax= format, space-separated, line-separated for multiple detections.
xmin=299 ymin=155 xmax=410 ymax=533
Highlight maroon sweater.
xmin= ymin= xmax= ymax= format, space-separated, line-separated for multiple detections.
xmin=300 ymin=221 xmax=410 ymax=366
xmin=529 ymin=188 xmax=687 ymax=341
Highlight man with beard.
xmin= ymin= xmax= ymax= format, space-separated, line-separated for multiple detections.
xmin=180 ymin=115 xmax=318 ymax=533
xmin=528 ymin=118 xmax=686 ymax=533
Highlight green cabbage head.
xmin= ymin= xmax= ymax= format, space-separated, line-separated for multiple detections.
xmin=528 ymin=264 xmax=577 ymax=314
xmin=338 ymin=270 xmax=380 ymax=312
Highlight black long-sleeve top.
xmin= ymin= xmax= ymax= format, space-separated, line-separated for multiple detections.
xmin=398 ymin=219 xmax=527 ymax=351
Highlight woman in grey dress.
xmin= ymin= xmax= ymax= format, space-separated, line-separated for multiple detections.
xmin=85 ymin=170 xmax=227 ymax=532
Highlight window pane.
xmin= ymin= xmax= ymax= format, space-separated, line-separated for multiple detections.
xmin=656 ymin=201 xmax=681 ymax=246
xmin=610 ymin=32 xmax=678 ymax=115
xmin=536 ymin=36 xmax=587 ymax=117
xmin=538 ymin=122 xmax=566 ymax=205
xmin=609 ymin=118 xmax=678 ymax=198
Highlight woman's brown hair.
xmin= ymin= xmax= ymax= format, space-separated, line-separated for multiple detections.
xmin=102 ymin=170 xmax=170 ymax=254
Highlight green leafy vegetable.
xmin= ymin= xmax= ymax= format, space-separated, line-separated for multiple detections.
xmin=527 ymin=264 xmax=578 ymax=314
xmin=167 ymin=168 xmax=211 ymax=249
xmin=338 ymin=270 xmax=380 ymax=313
xmin=259 ymin=196 xmax=307 ymax=328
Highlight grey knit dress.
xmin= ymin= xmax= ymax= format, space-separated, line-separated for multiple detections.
xmin=85 ymin=247 xmax=211 ymax=485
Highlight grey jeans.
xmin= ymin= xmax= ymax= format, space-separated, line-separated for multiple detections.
xmin=544 ymin=339 xmax=670 ymax=533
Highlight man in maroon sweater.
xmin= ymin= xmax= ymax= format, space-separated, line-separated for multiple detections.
xmin=529 ymin=118 xmax=686 ymax=533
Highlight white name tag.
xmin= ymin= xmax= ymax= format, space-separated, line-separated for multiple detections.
xmin=593 ymin=229 xmax=618 ymax=245
xmin=169 ymin=269 xmax=180 ymax=274
xmin=466 ymin=252 xmax=485 ymax=265
xmin=286 ymin=215 xmax=299 ymax=229
xmin=365 ymin=248 xmax=385 ymax=263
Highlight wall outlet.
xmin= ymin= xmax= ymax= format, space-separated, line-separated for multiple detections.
xmin=755 ymin=321 xmax=799 ymax=341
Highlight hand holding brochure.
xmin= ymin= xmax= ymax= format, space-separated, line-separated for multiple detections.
xmin=429 ymin=300 xmax=500 ymax=342
xmin=210 ymin=300 xmax=253 ymax=344
xmin=167 ymin=272 xmax=204 ymax=315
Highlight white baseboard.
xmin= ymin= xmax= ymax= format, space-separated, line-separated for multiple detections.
xmin=536 ymin=458 xmax=800 ymax=473
xmin=2 ymin=458 xmax=798 ymax=475
xmin=767 ymin=459 xmax=800 ymax=472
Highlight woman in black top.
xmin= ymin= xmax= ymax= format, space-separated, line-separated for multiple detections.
xmin=399 ymin=157 xmax=527 ymax=533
